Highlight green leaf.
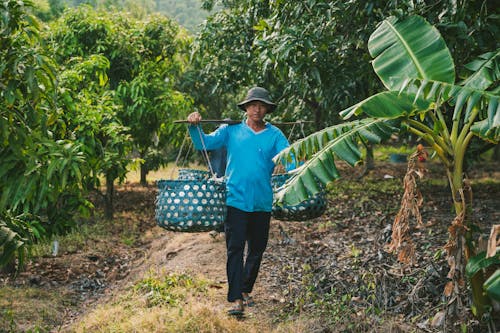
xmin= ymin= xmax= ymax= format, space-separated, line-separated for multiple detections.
xmin=487 ymin=97 xmax=500 ymax=129
xmin=340 ymin=91 xmax=430 ymax=120
xmin=452 ymin=89 xmax=471 ymax=121
xmin=484 ymin=269 xmax=500 ymax=302
xmin=368 ymin=15 xmax=455 ymax=91
xmin=462 ymin=50 xmax=500 ymax=91
xmin=466 ymin=251 xmax=500 ymax=278
xmin=0 ymin=222 xmax=24 ymax=267
xmin=393 ymin=76 xmax=499 ymax=138
xmin=464 ymin=92 xmax=481 ymax=123
xmin=471 ymin=118 xmax=500 ymax=143
xmin=0 ymin=241 xmax=21 ymax=266
xmin=274 ymin=118 xmax=398 ymax=205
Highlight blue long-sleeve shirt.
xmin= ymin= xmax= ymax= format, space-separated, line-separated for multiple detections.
xmin=189 ymin=120 xmax=290 ymax=212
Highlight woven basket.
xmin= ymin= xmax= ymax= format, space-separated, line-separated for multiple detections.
xmin=272 ymin=174 xmax=326 ymax=221
xmin=177 ymin=168 xmax=210 ymax=181
xmin=155 ymin=179 xmax=226 ymax=232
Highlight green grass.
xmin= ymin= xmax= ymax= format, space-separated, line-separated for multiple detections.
xmin=372 ymin=144 xmax=415 ymax=161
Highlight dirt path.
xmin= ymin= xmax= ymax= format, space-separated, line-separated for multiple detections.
xmin=143 ymin=232 xmax=227 ymax=280
xmin=125 ymin=227 xmax=286 ymax=323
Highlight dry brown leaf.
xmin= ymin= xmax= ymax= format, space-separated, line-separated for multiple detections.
xmin=443 ymin=281 xmax=454 ymax=297
xmin=486 ymin=225 xmax=500 ymax=258
xmin=397 ymin=244 xmax=416 ymax=265
xmin=447 ymin=256 xmax=456 ymax=279
xmin=431 ymin=310 xmax=445 ymax=327
xmin=386 ymin=149 xmax=425 ymax=265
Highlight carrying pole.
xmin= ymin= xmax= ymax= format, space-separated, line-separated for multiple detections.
xmin=173 ymin=120 xmax=313 ymax=126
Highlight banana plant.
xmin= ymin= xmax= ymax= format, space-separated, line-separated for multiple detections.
xmin=274 ymin=15 xmax=499 ymax=319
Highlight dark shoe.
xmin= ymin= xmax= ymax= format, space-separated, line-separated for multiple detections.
xmin=227 ymin=308 xmax=244 ymax=317
xmin=243 ymin=296 xmax=255 ymax=307
xmin=227 ymin=303 xmax=244 ymax=317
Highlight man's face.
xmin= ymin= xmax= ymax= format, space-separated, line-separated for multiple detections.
xmin=245 ymin=101 xmax=268 ymax=122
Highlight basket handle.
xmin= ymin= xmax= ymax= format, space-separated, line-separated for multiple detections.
xmin=195 ymin=126 xmax=217 ymax=178
xmin=170 ymin=131 xmax=193 ymax=179
xmin=170 ymin=128 xmax=216 ymax=180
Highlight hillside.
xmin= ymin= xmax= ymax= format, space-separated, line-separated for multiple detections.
xmin=55 ymin=0 xmax=217 ymax=32
xmin=156 ymin=0 xmax=217 ymax=32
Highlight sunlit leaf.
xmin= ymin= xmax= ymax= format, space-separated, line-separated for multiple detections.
xmin=369 ymin=15 xmax=455 ymax=91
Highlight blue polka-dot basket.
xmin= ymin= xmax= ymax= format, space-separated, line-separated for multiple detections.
xmin=271 ymin=173 xmax=326 ymax=221
xmin=155 ymin=177 xmax=226 ymax=232
xmin=177 ymin=168 xmax=210 ymax=181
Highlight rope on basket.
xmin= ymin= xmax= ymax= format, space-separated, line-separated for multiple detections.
xmin=170 ymin=131 xmax=193 ymax=179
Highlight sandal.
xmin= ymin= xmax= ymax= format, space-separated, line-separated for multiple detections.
xmin=243 ymin=296 xmax=255 ymax=307
xmin=227 ymin=304 xmax=244 ymax=317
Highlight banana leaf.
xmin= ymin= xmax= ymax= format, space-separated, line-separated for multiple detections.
xmin=274 ymin=118 xmax=398 ymax=205
xmin=368 ymin=15 xmax=455 ymax=91
xmin=484 ymin=269 xmax=500 ymax=302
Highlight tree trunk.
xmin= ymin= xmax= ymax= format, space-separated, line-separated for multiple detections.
xmin=303 ymin=97 xmax=322 ymax=131
xmin=314 ymin=105 xmax=321 ymax=131
xmin=445 ymin=172 xmax=489 ymax=324
xmin=140 ymin=163 xmax=148 ymax=187
xmin=462 ymin=191 xmax=489 ymax=321
xmin=104 ymin=174 xmax=114 ymax=220
xmin=365 ymin=144 xmax=375 ymax=170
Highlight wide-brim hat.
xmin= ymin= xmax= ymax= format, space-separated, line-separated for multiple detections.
xmin=237 ymin=87 xmax=277 ymax=112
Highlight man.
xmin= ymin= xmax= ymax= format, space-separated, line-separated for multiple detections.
xmin=187 ymin=87 xmax=291 ymax=316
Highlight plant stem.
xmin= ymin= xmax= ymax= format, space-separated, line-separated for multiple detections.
xmin=406 ymin=118 xmax=452 ymax=156
xmin=406 ymin=125 xmax=451 ymax=167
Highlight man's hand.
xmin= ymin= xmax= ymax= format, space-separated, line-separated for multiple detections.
xmin=187 ymin=112 xmax=202 ymax=125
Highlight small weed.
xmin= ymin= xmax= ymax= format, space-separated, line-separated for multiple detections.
xmin=317 ymin=220 xmax=334 ymax=231
xmin=2 ymin=308 xmax=16 ymax=332
xmin=25 ymin=326 xmax=46 ymax=333
xmin=359 ymin=272 xmax=381 ymax=315
xmin=350 ymin=244 xmax=362 ymax=258
xmin=433 ymin=248 xmax=444 ymax=260
xmin=401 ymin=275 xmax=417 ymax=284
xmin=121 ymin=235 xmax=136 ymax=247
xmin=314 ymin=287 xmax=356 ymax=326
xmin=134 ymin=271 xmax=208 ymax=307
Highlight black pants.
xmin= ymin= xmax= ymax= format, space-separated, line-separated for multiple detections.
xmin=225 ymin=206 xmax=271 ymax=302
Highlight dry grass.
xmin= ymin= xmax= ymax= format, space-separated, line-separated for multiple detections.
xmin=69 ymin=301 xmax=259 ymax=333
xmin=65 ymin=270 xmax=277 ymax=333
xmin=124 ymin=163 xmax=208 ymax=184
xmin=0 ymin=286 xmax=70 ymax=331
